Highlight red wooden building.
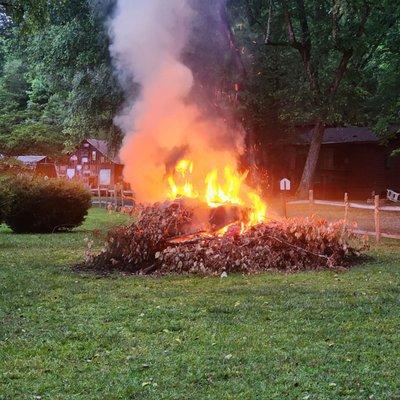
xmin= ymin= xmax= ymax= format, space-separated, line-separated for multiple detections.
xmin=58 ymin=139 xmax=124 ymax=188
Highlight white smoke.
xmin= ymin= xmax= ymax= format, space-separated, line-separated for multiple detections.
xmin=109 ymin=0 xmax=243 ymax=202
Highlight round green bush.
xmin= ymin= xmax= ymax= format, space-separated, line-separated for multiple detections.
xmin=0 ymin=179 xmax=11 ymax=225
xmin=3 ymin=175 xmax=92 ymax=233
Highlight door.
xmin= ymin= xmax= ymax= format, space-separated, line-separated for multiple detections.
xmin=99 ymin=169 xmax=111 ymax=186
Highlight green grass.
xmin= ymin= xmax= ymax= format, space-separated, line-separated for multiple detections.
xmin=1 ymin=208 xmax=400 ymax=399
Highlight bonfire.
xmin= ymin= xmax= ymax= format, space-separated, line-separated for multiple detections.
xmin=79 ymin=159 xmax=364 ymax=275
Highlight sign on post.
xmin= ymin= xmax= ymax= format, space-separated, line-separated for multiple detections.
xmin=279 ymin=178 xmax=291 ymax=218
xmin=280 ymin=178 xmax=291 ymax=191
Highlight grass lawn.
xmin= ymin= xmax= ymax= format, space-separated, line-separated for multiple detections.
xmin=1 ymin=208 xmax=400 ymax=399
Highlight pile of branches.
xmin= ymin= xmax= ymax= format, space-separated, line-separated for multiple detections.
xmin=79 ymin=201 xmax=365 ymax=275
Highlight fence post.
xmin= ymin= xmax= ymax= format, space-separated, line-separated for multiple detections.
xmin=344 ymin=192 xmax=349 ymax=225
xmin=114 ymin=185 xmax=118 ymax=210
xmin=280 ymin=192 xmax=287 ymax=218
xmin=374 ymin=194 xmax=381 ymax=242
xmin=97 ymin=187 xmax=102 ymax=208
xmin=309 ymin=189 xmax=314 ymax=217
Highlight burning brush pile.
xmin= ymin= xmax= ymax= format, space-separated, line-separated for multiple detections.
xmin=96 ymin=0 xmax=363 ymax=276
xmin=80 ymin=199 xmax=364 ymax=276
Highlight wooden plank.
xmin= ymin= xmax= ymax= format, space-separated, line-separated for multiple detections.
xmin=315 ymin=200 xmax=344 ymax=207
xmin=353 ymin=229 xmax=400 ymax=240
xmin=349 ymin=202 xmax=374 ymax=210
xmin=379 ymin=205 xmax=400 ymax=212
xmin=287 ymin=200 xmax=309 ymax=205
xmin=287 ymin=199 xmax=345 ymax=207
xmin=287 ymin=199 xmax=400 ymax=212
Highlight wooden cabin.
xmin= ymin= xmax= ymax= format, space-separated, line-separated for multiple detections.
xmin=16 ymin=155 xmax=58 ymax=178
xmin=270 ymin=127 xmax=400 ymax=200
xmin=58 ymin=139 xmax=124 ymax=188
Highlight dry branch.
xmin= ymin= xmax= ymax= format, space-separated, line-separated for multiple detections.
xmin=78 ymin=201 xmax=365 ymax=276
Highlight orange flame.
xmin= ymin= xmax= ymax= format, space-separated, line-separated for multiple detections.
xmin=167 ymin=159 xmax=267 ymax=230
xmin=167 ymin=159 xmax=198 ymax=200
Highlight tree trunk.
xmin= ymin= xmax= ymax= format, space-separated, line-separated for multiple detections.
xmin=296 ymin=121 xmax=325 ymax=198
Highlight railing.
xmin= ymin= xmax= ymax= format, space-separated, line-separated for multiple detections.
xmin=287 ymin=190 xmax=400 ymax=242
xmin=91 ymin=186 xmax=135 ymax=212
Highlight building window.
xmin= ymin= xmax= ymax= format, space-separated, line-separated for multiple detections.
xmin=82 ymin=157 xmax=88 ymax=164
xmin=83 ymin=143 xmax=89 ymax=148
xmin=92 ymin=151 xmax=97 ymax=161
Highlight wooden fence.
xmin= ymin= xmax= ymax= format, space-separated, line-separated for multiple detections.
xmin=287 ymin=190 xmax=400 ymax=242
xmin=90 ymin=186 xmax=400 ymax=242
xmin=91 ymin=186 xmax=135 ymax=212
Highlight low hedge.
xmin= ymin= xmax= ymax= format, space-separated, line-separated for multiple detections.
xmin=0 ymin=176 xmax=12 ymax=224
xmin=2 ymin=175 xmax=91 ymax=233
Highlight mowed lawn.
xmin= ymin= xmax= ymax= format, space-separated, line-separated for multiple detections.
xmin=1 ymin=209 xmax=400 ymax=399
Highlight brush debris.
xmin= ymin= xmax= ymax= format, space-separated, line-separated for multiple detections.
xmin=79 ymin=201 xmax=364 ymax=275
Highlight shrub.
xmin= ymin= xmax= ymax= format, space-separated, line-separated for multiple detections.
xmin=3 ymin=175 xmax=91 ymax=233
xmin=0 ymin=176 xmax=12 ymax=224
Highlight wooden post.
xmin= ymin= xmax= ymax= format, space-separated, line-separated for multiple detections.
xmin=280 ymin=192 xmax=287 ymax=218
xmin=114 ymin=185 xmax=118 ymax=211
xmin=97 ymin=187 xmax=102 ymax=208
xmin=374 ymin=194 xmax=381 ymax=242
xmin=344 ymin=192 xmax=349 ymax=225
xmin=309 ymin=189 xmax=314 ymax=217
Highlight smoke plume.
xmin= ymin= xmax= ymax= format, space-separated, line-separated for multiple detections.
xmin=109 ymin=0 xmax=244 ymax=202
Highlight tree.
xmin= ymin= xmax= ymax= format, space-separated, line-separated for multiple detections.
xmin=228 ymin=0 xmax=400 ymax=197
xmin=0 ymin=0 xmax=123 ymax=156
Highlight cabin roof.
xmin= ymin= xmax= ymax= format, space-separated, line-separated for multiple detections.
xmin=297 ymin=127 xmax=380 ymax=145
xmin=85 ymin=139 xmax=122 ymax=164
xmin=17 ymin=155 xmax=48 ymax=164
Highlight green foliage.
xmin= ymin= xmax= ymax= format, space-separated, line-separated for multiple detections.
xmin=0 ymin=174 xmax=11 ymax=223
xmin=0 ymin=155 xmax=28 ymax=173
xmin=0 ymin=122 xmax=64 ymax=155
xmin=227 ymin=0 xmax=400 ymax=141
xmin=0 ymin=0 xmax=123 ymax=156
xmin=2 ymin=175 xmax=91 ymax=233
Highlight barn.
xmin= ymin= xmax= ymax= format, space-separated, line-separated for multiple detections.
xmin=58 ymin=139 xmax=124 ymax=188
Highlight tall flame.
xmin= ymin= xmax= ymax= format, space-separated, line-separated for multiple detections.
xmin=167 ymin=159 xmax=267 ymax=229
xmin=205 ymin=167 xmax=247 ymax=208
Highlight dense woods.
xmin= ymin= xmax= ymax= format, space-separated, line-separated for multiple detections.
xmin=0 ymin=0 xmax=399 ymax=191
xmin=0 ymin=0 xmax=123 ymax=157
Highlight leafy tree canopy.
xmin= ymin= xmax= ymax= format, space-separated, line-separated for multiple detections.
xmin=0 ymin=0 xmax=123 ymax=156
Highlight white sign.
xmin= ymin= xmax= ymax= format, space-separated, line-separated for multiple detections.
xmin=280 ymin=178 xmax=291 ymax=191
xmin=66 ymin=168 xmax=75 ymax=179
xmin=99 ymin=169 xmax=111 ymax=186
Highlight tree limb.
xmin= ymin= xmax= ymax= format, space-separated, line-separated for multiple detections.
xmin=264 ymin=0 xmax=273 ymax=43
xmin=327 ymin=0 xmax=371 ymax=96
